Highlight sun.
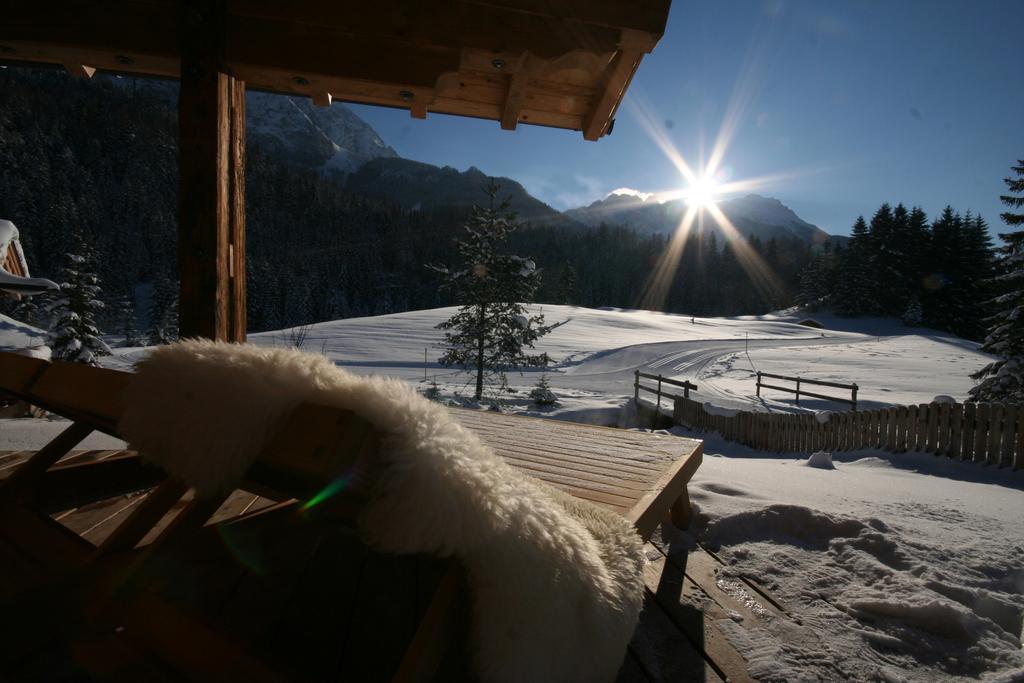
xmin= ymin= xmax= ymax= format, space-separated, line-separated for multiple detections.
xmin=684 ymin=175 xmax=720 ymax=208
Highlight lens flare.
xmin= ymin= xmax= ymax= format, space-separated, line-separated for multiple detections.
xmin=300 ymin=474 xmax=353 ymax=513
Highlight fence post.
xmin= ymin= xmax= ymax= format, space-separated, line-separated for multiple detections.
xmin=795 ymin=378 xmax=801 ymax=406
xmin=653 ymin=375 xmax=663 ymax=428
xmin=634 ymin=370 xmax=639 ymax=403
xmin=684 ymin=382 xmax=690 ymax=399
xmin=756 ymin=372 xmax=762 ymax=398
xmin=851 ymin=383 xmax=858 ymax=411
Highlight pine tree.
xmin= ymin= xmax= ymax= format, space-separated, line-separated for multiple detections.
xmin=148 ymin=270 xmax=179 ymax=345
xmin=795 ymin=248 xmax=835 ymax=310
xmin=834 ymin=216 xmax=875 ymax=316
xmin=558 ymin=264 xmax=578 ymax=305
xmin=971 ymin=159 xmax=1024 ymax=401
xmin=115 ymin=293 xmax=143 ymax=347
xmin=430 ymin=180 xmax=552 ymax=400
xmin=45 ymin=232 xmax=111 ymax=365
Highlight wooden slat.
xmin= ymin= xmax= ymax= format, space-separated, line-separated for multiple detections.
xmin=1001 ymin=405 xmax=1018 ymax=468
xmin=32 ymin=452 xmax=165 ymax=513
xmin=973 ymin=403 xmax=989 ymax=463
xmin=640 ymin=550 xmax=751 ymax=682
xmin=950 ymin=402 xmax=963 ymax=459
xmin=961 ymin=402 xmax=976 ymax=461
xmin=926 ymin=402 xmax=939 ymax=452
xmin=986 ymin=404 xmax=1004 ymax=466
xmin=935 ymin=403 xmax=950 ymax=455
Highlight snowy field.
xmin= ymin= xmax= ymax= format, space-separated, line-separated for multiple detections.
xmin=2 ymin=307 xmax=1021 ymax=680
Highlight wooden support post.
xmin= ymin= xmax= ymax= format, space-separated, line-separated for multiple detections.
xmin=634 ymin=370 xmax=639 ymax=403
xmin=795 ymin=378 xmax=800 ymax=406
xmin=756 ymin=372 xmax=761 ymax=398
xmin=670 ymin=487 xmax=691 ymax=529
xmin=178 ymin=0 xmax=246 ymax=342
xmin=851 ymin=383 xmax=858 ymax=411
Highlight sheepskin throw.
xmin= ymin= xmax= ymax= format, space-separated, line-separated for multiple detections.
xmin=118 ymin=341 xmax=645 ymax=682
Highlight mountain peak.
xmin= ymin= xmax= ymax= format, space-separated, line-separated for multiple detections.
xmin=246 ymin=93 xmax=398 ymax=175
xmin=567 ymin=191 xmax=834 ymax=244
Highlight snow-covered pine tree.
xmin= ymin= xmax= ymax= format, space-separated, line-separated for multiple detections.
xmin=970 ymin=159 xmax=1024 ymax=402
xmin=45 ymin=232 xmax=111 ymax=365
xmin=430 ymin=179 xmax=552 ymax=400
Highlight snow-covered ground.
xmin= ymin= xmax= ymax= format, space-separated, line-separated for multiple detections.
xmin=2 ymin=306 xmax=1020 ymax=681
xmin=677 ymin=430 xmax=1024 ymax=682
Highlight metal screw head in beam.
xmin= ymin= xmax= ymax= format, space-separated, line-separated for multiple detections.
xmin=292 ymin=76 xmax=310 ymax=86
xmin=491 ymin=58 xmax=506 ymax=70
xmin=398 ymin=90 xmax=414 ymax=102
xmin=114 ymin=55 xmax=135 ymax=65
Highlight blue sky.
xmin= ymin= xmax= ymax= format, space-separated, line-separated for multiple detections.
xmin=351 ymin=0 xmax=1024 ymax=236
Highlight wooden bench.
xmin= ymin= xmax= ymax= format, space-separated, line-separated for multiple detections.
xmin=0 ymin=350 xmax=703 ymax=681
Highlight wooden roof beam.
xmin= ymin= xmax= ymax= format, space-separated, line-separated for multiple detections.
xmin=582 ymin=30 xmax=651 ymax=141
xmin=63 ymin=63 xmax=96 ymax=79
xmin=500 ymin=53 xmax=529 ymax=130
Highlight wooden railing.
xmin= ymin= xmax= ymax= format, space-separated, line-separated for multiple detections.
xmin=674 ymin=396 xmax=1022 ymax=469
xmin=756 ymin=372 xmax=858 ymax=411
xmin=634 ymin=371 xmax=697 ymax=427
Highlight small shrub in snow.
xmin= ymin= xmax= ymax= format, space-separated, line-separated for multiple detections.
xmin=530 ymin=374 xmax=557 ymax=406
xmin=423 ymin=378 xmax=441 ymax=401
xmin=815 ymin=411 xmax=832 ymax=424
xmin=932 ymin=395 xmax=956 ymax=405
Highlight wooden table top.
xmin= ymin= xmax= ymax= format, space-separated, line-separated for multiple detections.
xmin=451 ymin=408 xmax=703 ymax=539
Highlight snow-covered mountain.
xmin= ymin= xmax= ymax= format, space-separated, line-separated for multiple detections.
xmin=567 ymin=192 xmax=837 ymax=245
xmin=346 ymin=158 xmax=584 ymax=228
xmin=247 ymin=93 xmax=398 ymax=176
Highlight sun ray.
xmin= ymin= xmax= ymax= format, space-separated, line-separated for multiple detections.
xmin=705 ymin=203 xmax=787 ymax=303
xmin=638 ymin=204 xmax=698 ymax=311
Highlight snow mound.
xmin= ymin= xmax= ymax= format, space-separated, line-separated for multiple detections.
xmin=703 ymin=503 xmax=870 ymax=550
xmin=704 ymin=402 xmax=740 ymax=418
xmin=933 ymin=394 xmax=956 ymax=404
xmin=805 ymin=450 xmax=835 ymax=469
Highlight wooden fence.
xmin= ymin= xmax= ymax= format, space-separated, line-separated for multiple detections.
xmin=634 ymin=371 xmax=697 ymax=427
xmin=674 ymin=396 xmax=1023 ymax=469
xmin=756 ymin=372 xmax=858 ymax=410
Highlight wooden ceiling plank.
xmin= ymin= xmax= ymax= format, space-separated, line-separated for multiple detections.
xmin=223 ymin=0 xmax=627 ymax=57
xmin=463 ymin=0 xmax=671 ymax=36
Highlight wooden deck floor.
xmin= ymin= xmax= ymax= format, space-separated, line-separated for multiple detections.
xmin=0 ymin=445 xmax=779 ymax=682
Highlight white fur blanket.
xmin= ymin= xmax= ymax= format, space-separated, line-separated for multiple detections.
xmin=118 ymin=341 xmax=644 ymax=682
